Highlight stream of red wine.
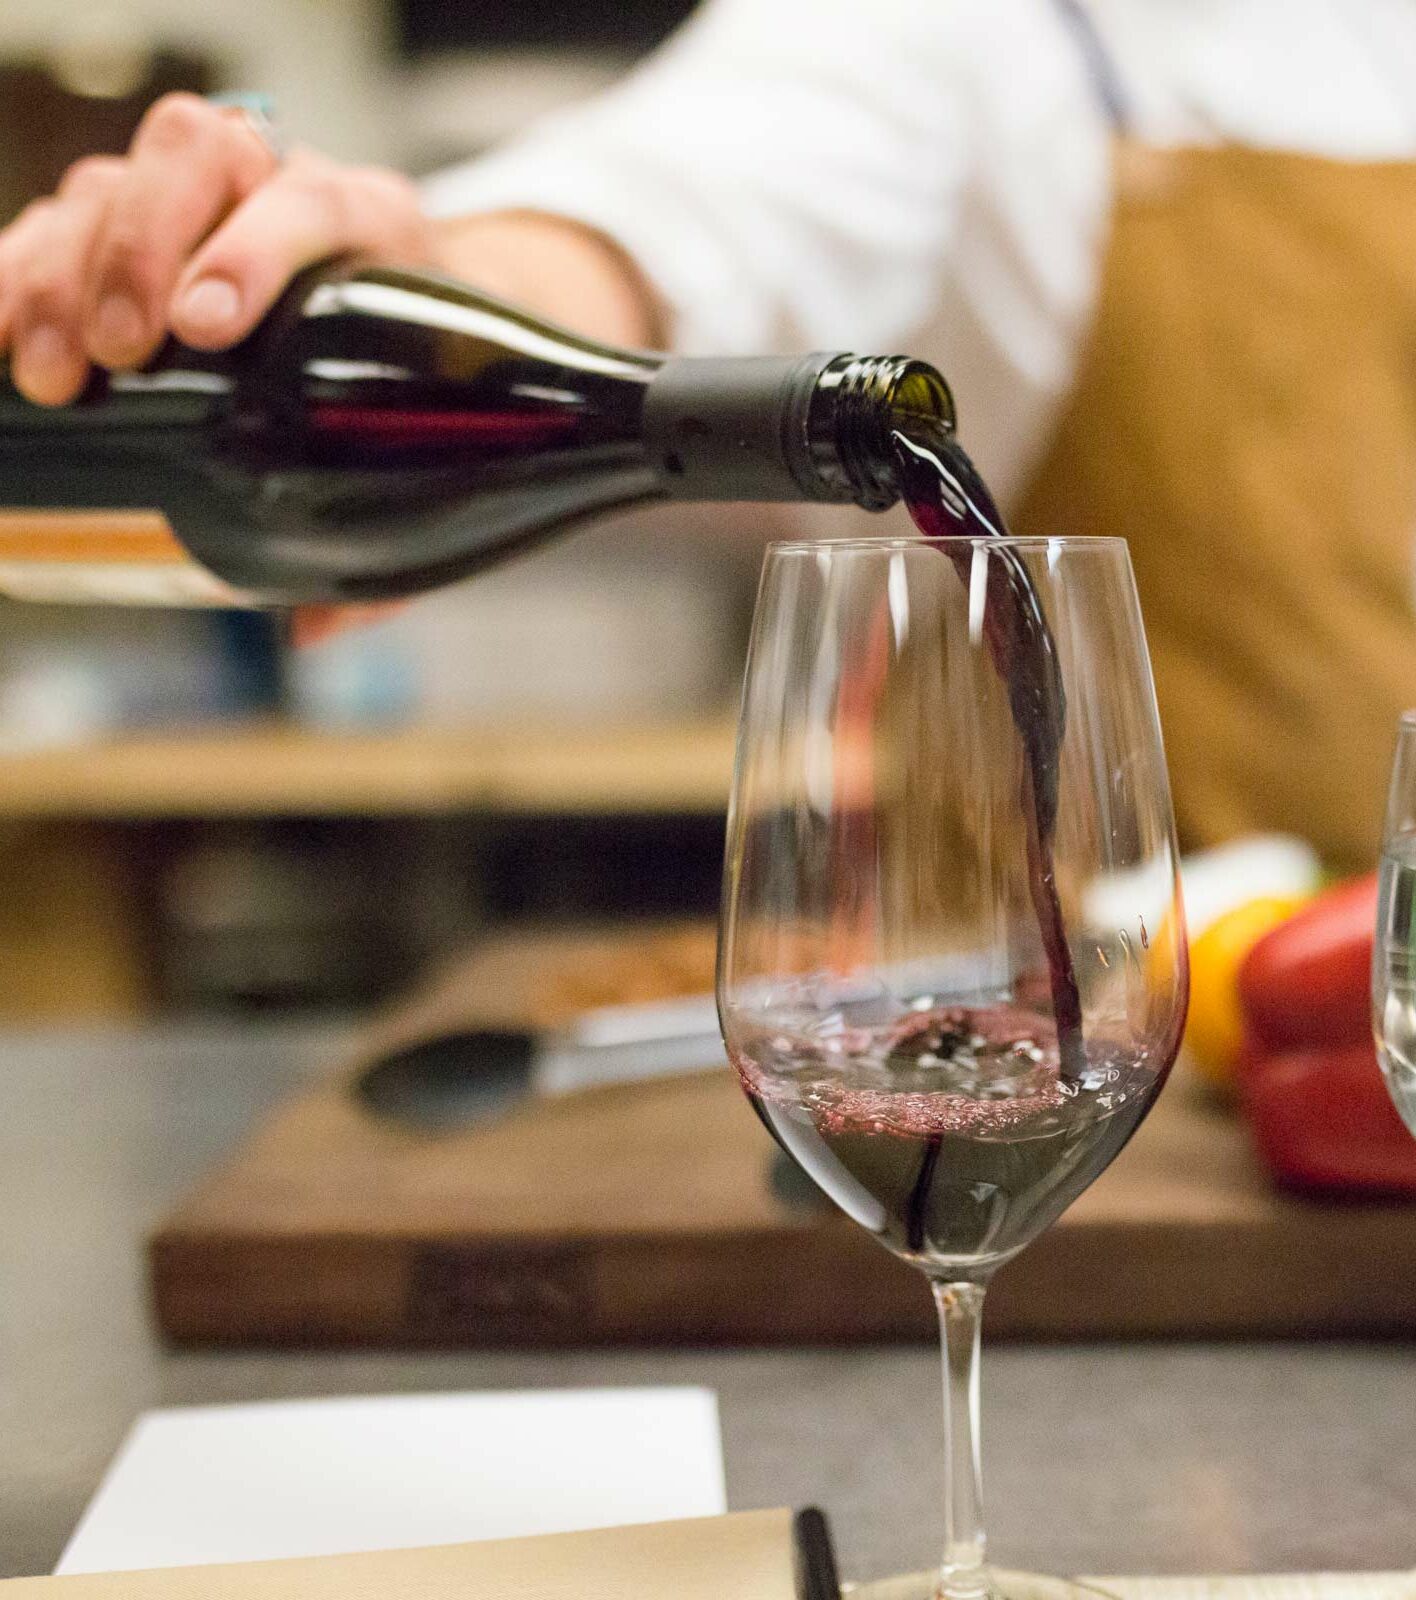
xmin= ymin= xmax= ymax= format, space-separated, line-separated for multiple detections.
xmin=889 ymin=416 xmax=1085 ymax=1084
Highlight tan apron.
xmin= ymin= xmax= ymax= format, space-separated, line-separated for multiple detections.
xmin=1012 ymin=17 xmax=1416 ymax=870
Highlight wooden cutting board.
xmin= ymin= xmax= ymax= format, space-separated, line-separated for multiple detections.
xmin=150 ymin=925 xmax=1416 ymax=1346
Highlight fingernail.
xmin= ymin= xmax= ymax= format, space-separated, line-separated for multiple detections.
xmin=92 ymin=293 xmax=145 ymax=355
xmin=16 ymin=323 xmax=78 ymax=396
xmin=175 ymin=277 xmax=240 ymax=335
xmin=19 ymin=323 xmax=67 ymax=370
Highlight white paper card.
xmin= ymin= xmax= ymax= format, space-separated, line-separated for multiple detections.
xmin=58 ymin=1388 xmax=725 ymax=1575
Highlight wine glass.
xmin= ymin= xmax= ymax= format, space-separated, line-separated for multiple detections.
xmin=718 ymin=537 xmax=1188 ymax=1600
xmin=1373 ymin=711 xmax=1416 ymax=1135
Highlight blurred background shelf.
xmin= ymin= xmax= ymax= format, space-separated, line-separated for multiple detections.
xmin=0 ymin=717 xmax=739 ymax=819
xmin=0 ymin=718 xmax=736 ymax=1027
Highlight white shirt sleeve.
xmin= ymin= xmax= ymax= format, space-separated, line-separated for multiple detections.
xmin=421 ymin=0 xmax=977 ymax=356
xmin=420 ymin=0 xmax=1416 ymax=503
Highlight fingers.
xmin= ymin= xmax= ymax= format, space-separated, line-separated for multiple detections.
xmin=82 ymin=94 xmax=277 ymax=367
xmin=171 ymin=154 xmax=428 ymax=349
xmin=0 ymin=93 xmax=277 ymax=402
xmin=0 ymin=89 xmax=432 ymax=407
xmin=2 ymin=160 xmax=124 ymax=404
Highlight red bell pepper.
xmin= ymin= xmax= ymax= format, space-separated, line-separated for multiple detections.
xmin=1236 ymin=873 xmax=1378 ymax=1051
xmin=1231 ymin=872 xmax=1416 ymax=1193
xmin=1237 ymin=1040 xmax=1416 ymax=1195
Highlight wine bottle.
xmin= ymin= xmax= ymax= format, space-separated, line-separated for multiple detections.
xmin=0 ymin=260 xmax=954 ymax=607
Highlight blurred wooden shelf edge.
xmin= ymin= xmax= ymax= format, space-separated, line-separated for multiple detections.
xmin=0 ymin=720 xmax=734 ymax=1022
xmin=0 ymin=717 xmax=739 ymax=819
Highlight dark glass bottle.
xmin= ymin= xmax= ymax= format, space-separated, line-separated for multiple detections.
xmin=0 ymin=260 xmax=954 ymax=607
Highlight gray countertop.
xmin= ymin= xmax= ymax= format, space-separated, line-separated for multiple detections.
xmin=1 ymin=1024 xmax=1413 ymax=1586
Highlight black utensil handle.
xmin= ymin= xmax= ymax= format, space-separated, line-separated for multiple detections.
xmin=794 ymin=1507 xmax=843 ymax=1600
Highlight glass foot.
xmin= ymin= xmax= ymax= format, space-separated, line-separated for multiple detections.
xmin=845 ymin=1571 xmax=1120 ymax=1600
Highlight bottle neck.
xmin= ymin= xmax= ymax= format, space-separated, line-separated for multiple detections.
xmin=641 ymin=351 xmax=955 ymax=509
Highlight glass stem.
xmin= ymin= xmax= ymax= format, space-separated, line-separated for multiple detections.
xmin=933 ymin=1278 xmax=992 ymax=1600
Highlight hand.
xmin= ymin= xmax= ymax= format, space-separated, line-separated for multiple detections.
xmin=0 ymin=92 xmax=435 ymax=406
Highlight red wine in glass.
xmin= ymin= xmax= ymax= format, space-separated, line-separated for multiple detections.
xmin=738 ymin=1008 xmax=1167 ymax=1274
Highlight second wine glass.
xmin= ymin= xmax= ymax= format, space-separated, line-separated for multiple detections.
xmin=1373 ymin=710 xmax=1416 ymax=1136
xmin=719 ymin=536 xmax=1189 ymax=1600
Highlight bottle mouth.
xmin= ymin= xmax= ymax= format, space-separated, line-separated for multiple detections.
xmin=802 ymin=356 xmax=956 ymax=509
xmin=884 ymin=362 xmax=957 ymax=431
